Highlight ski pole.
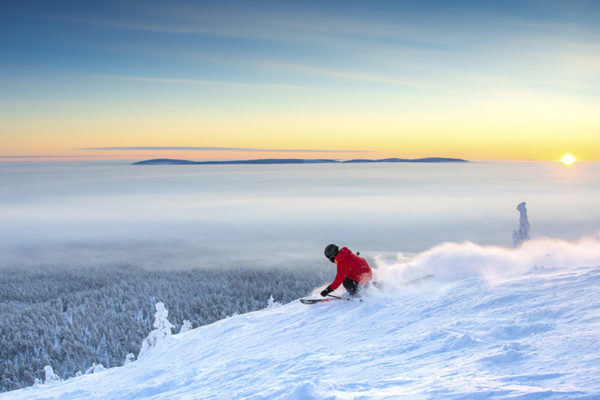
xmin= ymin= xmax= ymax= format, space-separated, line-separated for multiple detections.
xmin=327 ymin=294 xmax=342 ymax=299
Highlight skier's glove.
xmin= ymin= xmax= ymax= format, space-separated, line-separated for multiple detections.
xmin=320 ymin=286 xmax=333 ymax=297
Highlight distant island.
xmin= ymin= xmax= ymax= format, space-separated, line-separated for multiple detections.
xmin=133 ymin=157 xmax=468 ymax=165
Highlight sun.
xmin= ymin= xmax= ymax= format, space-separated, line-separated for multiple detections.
xmin=561 ymin=154 xmax=576 ymax=166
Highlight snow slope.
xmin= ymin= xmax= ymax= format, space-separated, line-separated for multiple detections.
xmin=3 ymin=238 xmax=600 ymax=399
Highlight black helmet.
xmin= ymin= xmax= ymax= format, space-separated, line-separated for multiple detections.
xmin=324 ymin=244 xmax=339 ymax=263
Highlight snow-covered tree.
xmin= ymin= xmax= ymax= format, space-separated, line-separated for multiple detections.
xmin=179 ymin=320 xmax=193 ymax=333
xmin=512 ymin=202 xmax=530 ymax=247
xmin=266 ymin=295 xmax=281 ymax=309
xmin=138 ymin=302 xmax=174 ymax=359
xmin=43 ymin=366 xmax=60 ymax=384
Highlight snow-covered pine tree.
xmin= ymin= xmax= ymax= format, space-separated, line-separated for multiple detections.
xmin=138 ymin=302 xmax=174 ymax=359
xmin=266 ymin=295 xmax=281 ymax=309
xmin=512 ymin=202 xmax=531 ymax=247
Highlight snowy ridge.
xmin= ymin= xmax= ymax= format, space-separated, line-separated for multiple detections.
xmin=3 ymin=237 xmax=600 ymax=399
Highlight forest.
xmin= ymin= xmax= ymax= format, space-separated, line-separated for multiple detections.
xmin=0 ymin=264 xmax=329 ymax=392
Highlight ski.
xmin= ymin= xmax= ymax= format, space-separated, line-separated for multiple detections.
xmin=299 ymin=298 xmax=338 ymax=304
xmin=300 ymin=296 xmax=361 ymax=305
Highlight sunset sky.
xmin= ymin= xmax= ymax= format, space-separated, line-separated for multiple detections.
xmin=1 ymin=0 xmax=599 ymax=162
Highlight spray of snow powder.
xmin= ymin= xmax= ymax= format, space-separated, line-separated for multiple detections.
xmin=371 ymin=236 xmax=600 ymax=291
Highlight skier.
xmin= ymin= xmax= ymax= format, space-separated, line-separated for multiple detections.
xmin=321 ymin=244 xmax=372 ymax=297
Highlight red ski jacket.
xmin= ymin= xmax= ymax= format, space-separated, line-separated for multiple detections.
xmin=330 ymin=247 xmax=372 ymax=290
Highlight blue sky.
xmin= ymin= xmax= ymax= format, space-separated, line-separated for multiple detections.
xmin=1 ymin=0 xmax=599 ymax=161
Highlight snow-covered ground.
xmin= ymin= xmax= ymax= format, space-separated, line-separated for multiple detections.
xmin=3 ymin=237 xmax=600 ymax=399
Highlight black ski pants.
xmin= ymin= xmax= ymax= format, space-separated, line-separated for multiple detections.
xmin=343 ymin=277 xmax=360 ymax=295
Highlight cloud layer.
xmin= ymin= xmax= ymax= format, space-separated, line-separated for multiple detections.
xmin=80 ymin=146 xmax=373 ymax=153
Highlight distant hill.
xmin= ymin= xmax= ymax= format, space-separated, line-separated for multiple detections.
xmin=133 ymin=157 xmax=468 ymax=165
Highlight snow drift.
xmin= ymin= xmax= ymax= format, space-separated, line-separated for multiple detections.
xmin=3 ymin=237 xmax=600 ymax=399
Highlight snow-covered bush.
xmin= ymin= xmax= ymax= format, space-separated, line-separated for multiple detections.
xmin=138 ymin=302 xmax=174 ymax=359
xmin=124 ymin=353 xmax=135 ymax=365
xmin=85 ymin=363 xmax=105 ymax=374
xmin=43 ymin=366 xmax=60 ymax=384
xmin=180 ymin=320 xmax=193 ymax=333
